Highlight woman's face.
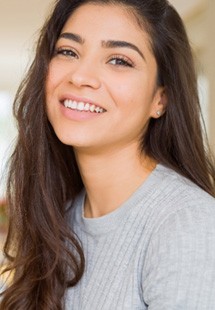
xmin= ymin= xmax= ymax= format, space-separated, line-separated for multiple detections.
xmin=46 ymin=3 xmax=165 ymax=154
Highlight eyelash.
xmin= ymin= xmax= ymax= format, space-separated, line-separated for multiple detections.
xmin=55 ymin=47 xmax=78 ymax=58
xmin=108 ymin=55 xmax=134 ymax=68
xmin=54 ymin=48 xmax=134 ymax=68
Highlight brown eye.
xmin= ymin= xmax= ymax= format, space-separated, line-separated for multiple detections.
xmin=109 ymin=56 xmax=133 ymax=67
xmin=55 ymin=48 xmax=78 ymax=58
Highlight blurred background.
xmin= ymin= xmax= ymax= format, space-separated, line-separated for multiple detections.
xmin=0 ymin=0 xmax=215 ymax=203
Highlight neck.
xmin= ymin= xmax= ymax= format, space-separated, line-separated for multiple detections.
xmin=74 ymin=144 xmax=157 ymax=218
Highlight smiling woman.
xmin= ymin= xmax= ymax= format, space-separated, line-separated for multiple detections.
xmin=46 ymin=3 xmax=164 ymax=153
xmin=1 ymin=0 xmax=215 ymax=309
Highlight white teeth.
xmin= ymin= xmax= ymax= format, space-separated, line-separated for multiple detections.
xmin=84 ymin=103 xmax=90 ymax=111
xmin=71 ymin=101 xmax=77 ymax=109
xmin=77 ymin=102 xmax=84 ymax=111
xmin=65 ymin=99 xmax=70 ymax=108
xmin=89 ymin=105 xmax=95 ymax=112
xmin=63 ymin=100 xmax=105 ymax=113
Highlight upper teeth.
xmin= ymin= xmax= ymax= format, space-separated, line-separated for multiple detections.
xmin=64 ymin=99 xmax=105 ymax=113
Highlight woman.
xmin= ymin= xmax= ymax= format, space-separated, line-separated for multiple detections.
xmin=1 ymin=0 xmax=215 ymax=309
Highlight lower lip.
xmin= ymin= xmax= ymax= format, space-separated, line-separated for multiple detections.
xmin=60 ymin=103 xmax=105 ymax=121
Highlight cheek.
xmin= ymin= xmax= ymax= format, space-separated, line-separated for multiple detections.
xmin=46 ymin=61 xmax=67 ymax=94
xmin=46 ymin=68 xmax=56 ymax=99
xmin=45 ymin=66 xmax=60 ymax=119
xmin=110 ymin=76 xmax=149 ymax=112
xmin=112 ymin=71 xmax=148 ymax=96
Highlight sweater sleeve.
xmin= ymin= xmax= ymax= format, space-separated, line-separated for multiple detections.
xmin=142 ymin=203 xmax=215 ymax=310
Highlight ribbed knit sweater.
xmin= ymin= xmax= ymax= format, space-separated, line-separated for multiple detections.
xmin=65 ymin=164 xmax=215 ymax=309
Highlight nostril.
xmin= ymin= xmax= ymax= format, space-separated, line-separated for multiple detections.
xmin=68 ymin=70 xmax=101 ymax=89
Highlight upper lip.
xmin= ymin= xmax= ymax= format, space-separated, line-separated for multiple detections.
xmin=60 ymin=94 xmax=106 ymax=111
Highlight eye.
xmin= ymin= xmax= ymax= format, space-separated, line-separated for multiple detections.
xmin=108 ymin=56 xmax=134 ymax=68
xmin=54 ymin=47 xmax=78 ymax=59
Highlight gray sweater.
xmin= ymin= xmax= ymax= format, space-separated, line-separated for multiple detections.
xmin=65 ymin=164 xmax=215 ymax=309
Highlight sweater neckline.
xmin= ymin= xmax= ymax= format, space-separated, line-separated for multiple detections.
xmin=73 ymin=163 xmax=167 ymax=236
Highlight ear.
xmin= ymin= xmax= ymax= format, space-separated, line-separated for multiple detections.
xmin=150 ymin=87 xmax=167 ymax=119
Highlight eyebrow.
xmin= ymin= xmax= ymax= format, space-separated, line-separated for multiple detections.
xmin=59 ymin=32 xmax=84 ymax=44
xmin=102 ymin=40 xmax=145 ymax=61
xmin=59 ymin=32 xmax=145 ymax=61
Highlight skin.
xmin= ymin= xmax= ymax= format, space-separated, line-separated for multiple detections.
xmin=46 ymin=3 xmax=166 ymax=218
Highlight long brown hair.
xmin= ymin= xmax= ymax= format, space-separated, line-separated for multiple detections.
xmin=1 ymin=0 xmax=215 ymax=309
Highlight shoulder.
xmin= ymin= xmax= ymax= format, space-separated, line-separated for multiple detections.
xmin=142 ymin=166 xmax=215 ymax=308
xmin=151 ymin=163 xmax=215 ymax=213
xmin=144 ymin=165 xmax=215 ymax=269
xmin=155 ymin=164 xmax=214 ymax=204
xmin=142 ymin=164 xmax=215 ymax=238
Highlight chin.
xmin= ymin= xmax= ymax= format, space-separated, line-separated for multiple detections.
xmin=54 ymin=131 xmax=92 ymax=149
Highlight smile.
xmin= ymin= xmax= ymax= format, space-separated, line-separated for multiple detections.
xmin=63 ymin=99 xmax=106 ymax=113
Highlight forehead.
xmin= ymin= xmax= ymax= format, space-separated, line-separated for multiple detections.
xmin=61 ymin=3 xmax=151 ymax=48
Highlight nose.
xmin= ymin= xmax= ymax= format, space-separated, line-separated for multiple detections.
xmin=68 ymin=60 xmax=101 ymax=89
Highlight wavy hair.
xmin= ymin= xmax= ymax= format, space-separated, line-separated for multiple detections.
xmin=1 ymin=0 xmax=215 ymax=309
